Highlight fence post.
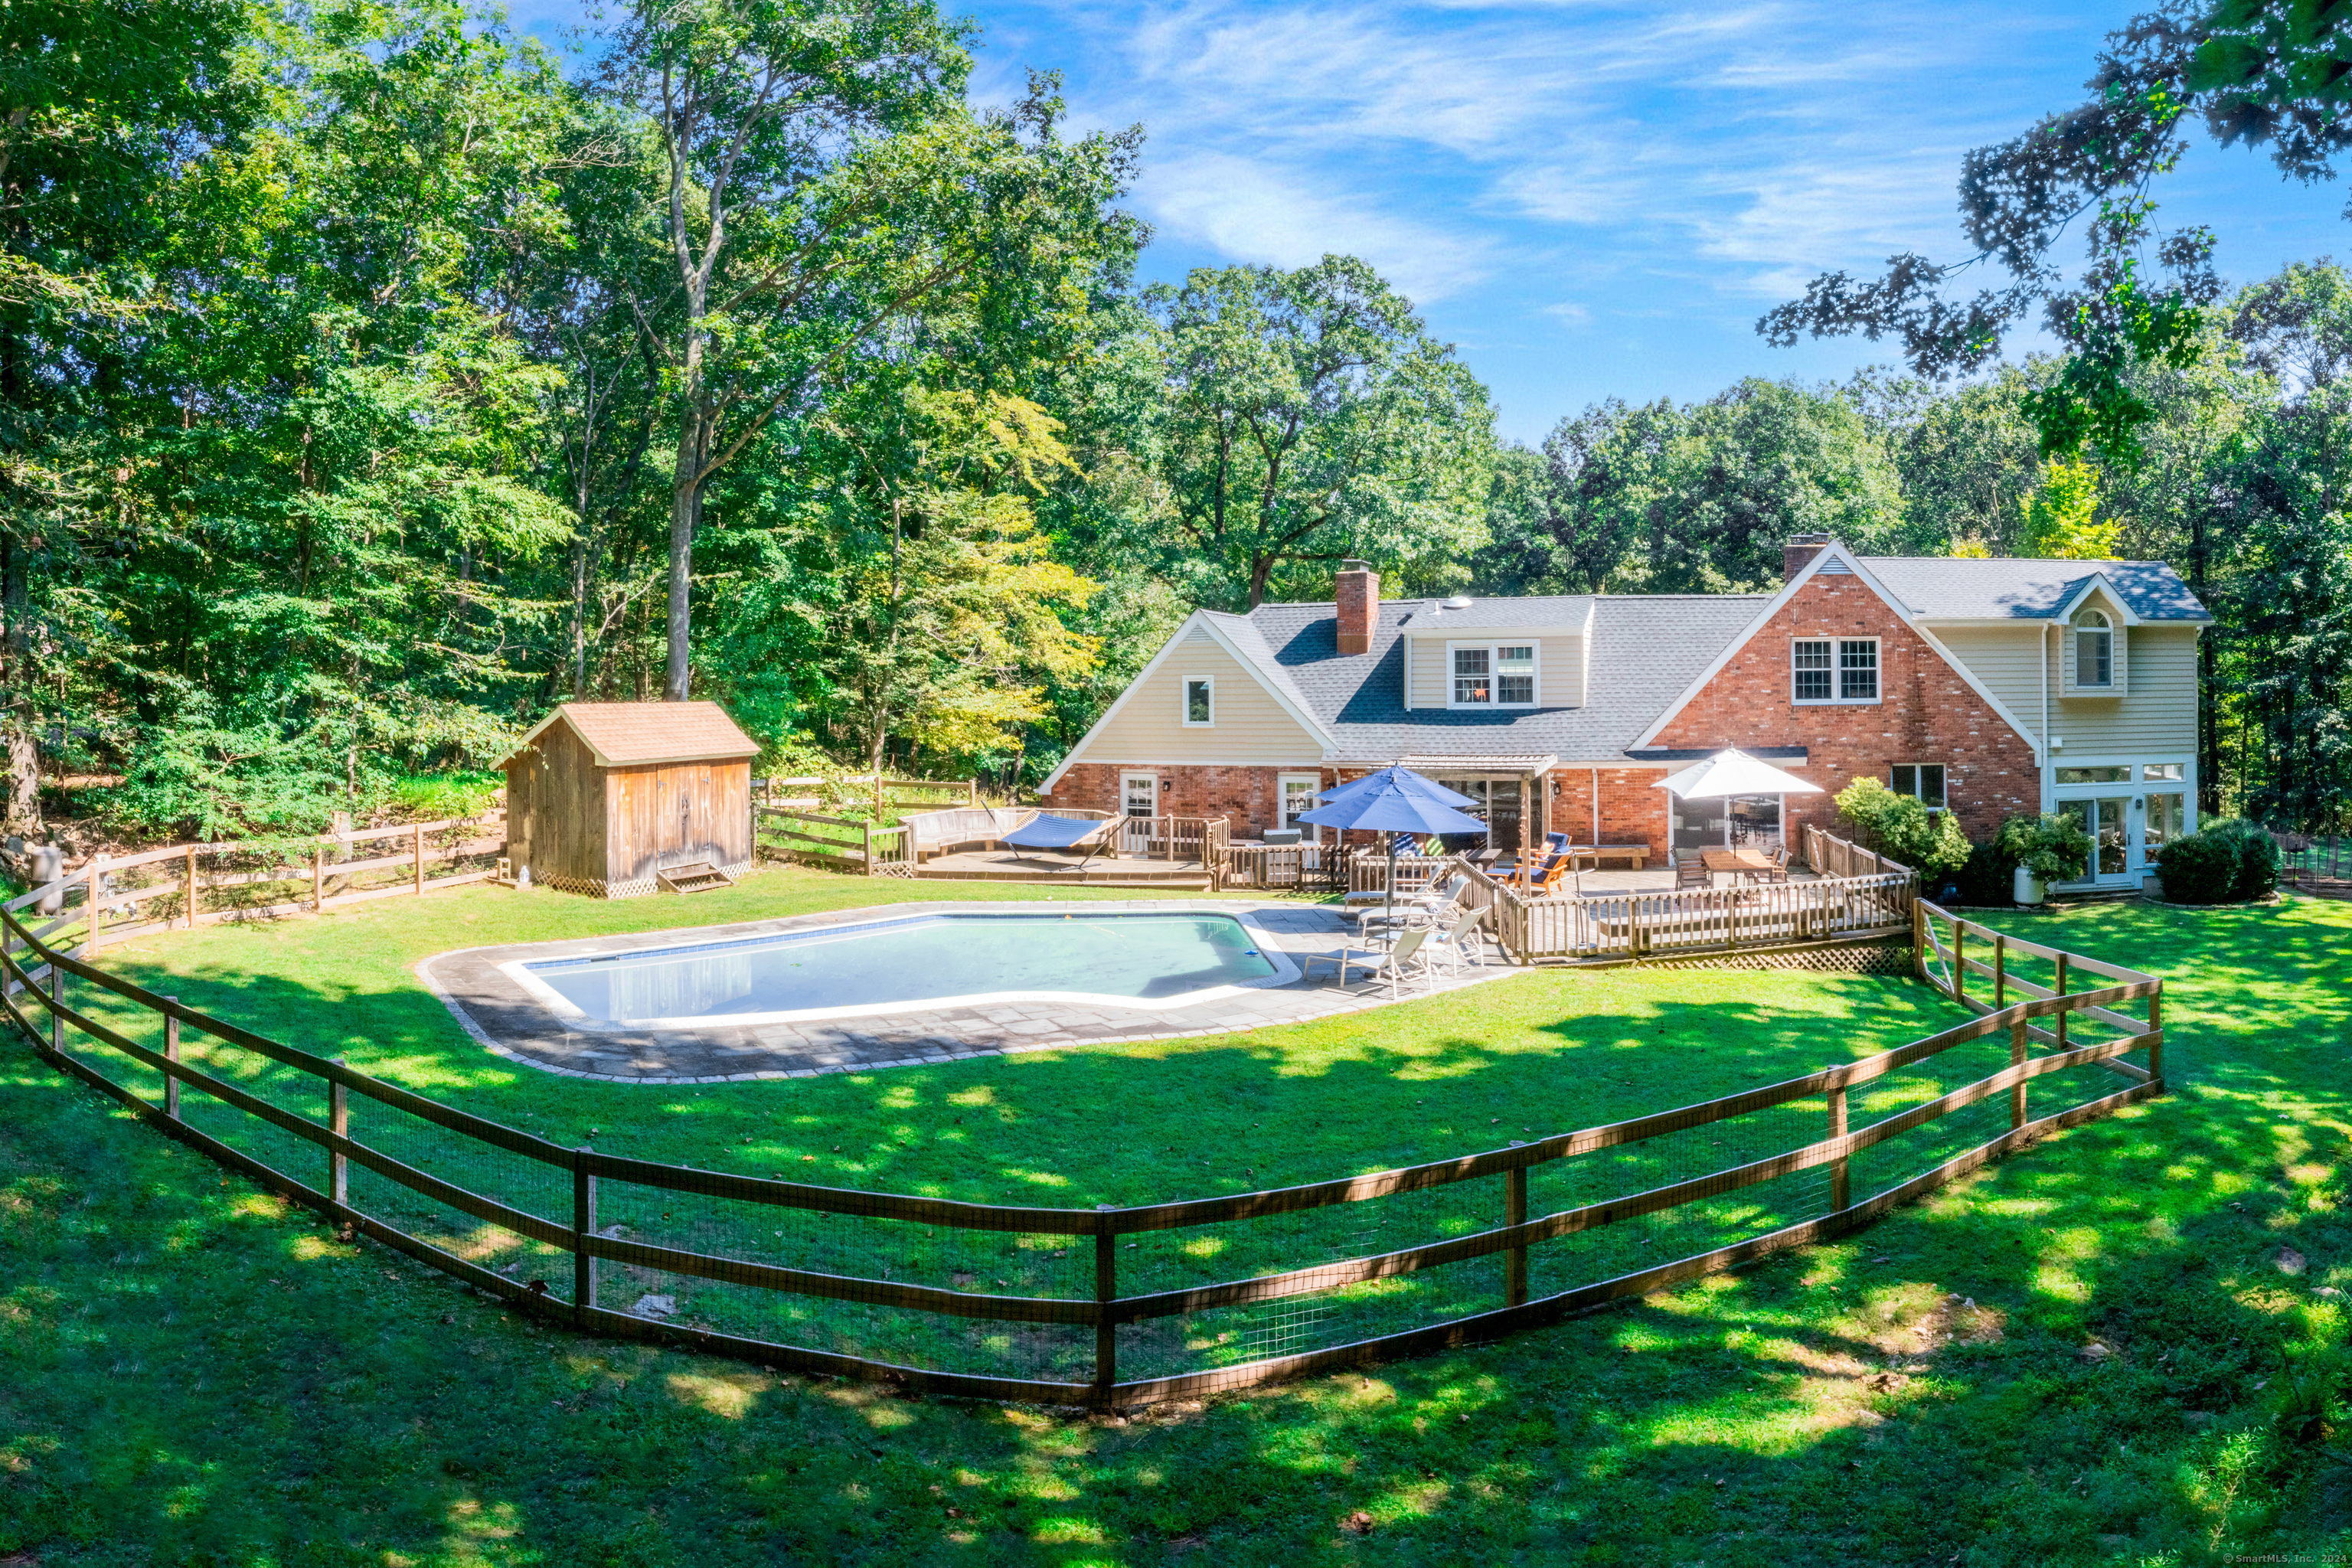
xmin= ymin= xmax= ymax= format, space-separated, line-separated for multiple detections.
xmin=2146 ymin=989 xmax=2164 ymax=1090
xmin=1911 ymin=898 xmax=1926 ymax=982
xmin=48 ymin=959 xmax=62 ymax=1054
xmin=1993 ymin=933 xmax=2006 ymax=1011
xmin=86 ymin=856 xmax=106 ymax=954
xmin=2054 ymin=952 xmax=2069 ymax=1053
xmin=573 ymin=1148 xmax=597 ymax=1326
xmin=1093 ymin=1204 xmax=1118 ymax=1407
xmin=185 ymin=845 xmax=198 ymax=930
xmin=328 ymin=1057 xmax=349 ymax=1211
xmin=863 ymin=820 xmax=877 ymax=877
xmin=1953 ymin=923 xmax=1967 ymax=1008
xmin=1504 ymin=1166 xmax=1528 ymax=1308
xmin=163 ymin=995 xmax=181 ymax=1121
xmin=2008 ymin=1014 xmax=2028 ymax=1132
xmin=313 ymin=844 xmax=325 ymax=912
xmin=413 ymin=824 xmax=426 ymax=896
xmin=1827 ymin=1082 xmax=1850 ymax=1212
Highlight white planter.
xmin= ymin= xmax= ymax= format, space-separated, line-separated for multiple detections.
xmin=2014 ymin=865 xmax=2047 ymax=906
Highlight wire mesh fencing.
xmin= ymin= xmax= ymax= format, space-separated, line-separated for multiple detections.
xmin=0 ymin=897 xmax=2161 ymax=1407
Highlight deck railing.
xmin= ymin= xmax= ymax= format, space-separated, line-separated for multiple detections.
xmin=1223 ymin=841 xmax=1335 ymax=891
xmin=1455 ymin=856 xmax=1916 ymax=965
xmin=1802 ymin=823 xmax=1912 ymax=880
xmin=0 ymin=893 xmax=2163 ymax=1410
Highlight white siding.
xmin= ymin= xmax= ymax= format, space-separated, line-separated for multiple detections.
xmin=1071 ymin=629 xmax=1323 ymax=763
xmin=2053 ymin=625 xmax=2197 ymax=756
xmin=1405 ymin=632 xmax=1585 ymax=709
xmin=1932 ymin=619 xmax=2198 ymax=763
xmin=1932 ymin=626 xmax=2048 ymax=746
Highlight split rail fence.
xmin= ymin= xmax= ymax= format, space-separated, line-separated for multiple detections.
xmin=3 ymin=818 xmax=506 ymax=958
xmin=0 ymin=891 xmax=2161 ymax=1408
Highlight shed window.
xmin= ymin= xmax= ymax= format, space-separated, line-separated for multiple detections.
xmin=1182 ymin=677 xmax=1213 ymax=726
xmin=2074 ymin=610 xmax=2113 ymax=688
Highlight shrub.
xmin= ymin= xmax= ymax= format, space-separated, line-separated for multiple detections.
xmin=1947 ymin=838 xmax=2017 ymax=906
xmin=1996 ymin=813 xmax=2092 ymax=884
xmin=1833 ymin=777 xmax=1970 ymax=874
xmin=2154 ymin=817 xmax=2278 ymax=903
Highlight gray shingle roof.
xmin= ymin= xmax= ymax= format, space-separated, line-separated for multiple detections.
xmin=1862 ymin=557 xmax=2210 ymax=622
xmin=1390 ymin=594 xmax=1592 ymax=630
xmin=1238 ymin=595 xmax=1767 ymax=763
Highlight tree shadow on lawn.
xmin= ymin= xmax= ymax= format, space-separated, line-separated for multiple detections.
xmin=10 ymin=900 xmax=2349 ymax=1563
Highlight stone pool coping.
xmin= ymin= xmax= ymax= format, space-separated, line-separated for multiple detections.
xmin=416 ymin=899 xmax=1514 ymax=1085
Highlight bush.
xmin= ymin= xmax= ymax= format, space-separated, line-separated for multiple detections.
xmin=2154 ymin=817 xmax=2278 ymax=903
xmin=1946 ymin=838 xmax=2017 ymax=906
xmin=1833 ymin=777 xmax=1970 ymax=874
xmin=1996 ymin=812 xmax=2093 ymax=884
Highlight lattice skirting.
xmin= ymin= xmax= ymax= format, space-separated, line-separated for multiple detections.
xmin=532 ymin=858 xmax=752 ymax=901
xmin=1641 ymin=940 xmax=1913 ymax=975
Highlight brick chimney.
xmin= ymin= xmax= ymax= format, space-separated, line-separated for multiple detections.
xmin=1784 ymin=533 xmax=1834 ymax=583
xmin=1334 ymin=560 xmax=1378 ymax=655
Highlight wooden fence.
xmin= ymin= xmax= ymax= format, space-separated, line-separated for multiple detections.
xmin=0 ymin=893 xmax=2163 ymax=1409
xmin=753 ymin=807 xmax=913 ymax=877
xmin=2 ymin=818 xmax=505 ymax=956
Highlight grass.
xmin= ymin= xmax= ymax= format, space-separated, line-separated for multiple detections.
xmin=2 ymin=868 xmax=2350 ymax=1563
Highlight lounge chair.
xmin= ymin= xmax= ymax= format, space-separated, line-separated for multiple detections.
xmin=1354 ymin=872 xmax=1469 ymax=939
xmin=1357 ymin=925 xmax=1435 ymax=998
xmin=1427 ymin=906 xmax=1489 ymax=975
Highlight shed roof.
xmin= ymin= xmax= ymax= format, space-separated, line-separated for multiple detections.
xmin=514 ymin=702 xmax=761 ymax=768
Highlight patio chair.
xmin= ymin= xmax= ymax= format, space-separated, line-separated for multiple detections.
xmin=1674 ymin=853 xmax=1712 ymax=891
xmin=1427 ymin=906 xmax=1489 ymax=976
xmin=1354 ymin=872 xmax=1470 ymax=939
xmin=1356 ymin=924 xmax=1435 ymax=998
xmin=1760 ymin=846 xmax=1791 ymax=884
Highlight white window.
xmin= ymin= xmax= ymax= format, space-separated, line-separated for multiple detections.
xmin=2143 ymin=762 xmax=2184 ymax=782
xmin=1792 ymin=639 xmax=1832 ymax=702
xmin=1181 ymin=676 xmax=1213 ymax=726
xmin=1793 ymin=638 xmax=1878 ymax=703
xmin=1890 ymin=763 xmax=1946 ymax=809
xmin=1452 ymin=646 xmax=1490 ymax=705
xmin=1449 ymin=643 xmax=1537 ymax=707
xmin=2074 ymin=610 xmax=2113 ymax=688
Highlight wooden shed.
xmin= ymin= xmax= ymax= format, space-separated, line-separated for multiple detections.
xmin=502 ymin=702 xmax=760 ymax=897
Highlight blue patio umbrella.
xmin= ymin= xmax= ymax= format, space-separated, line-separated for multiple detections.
xmin=1299 ymin=776 xmax=1489 ymax=929
xmin=1315 ymin=765 xmax=1480 ymax=811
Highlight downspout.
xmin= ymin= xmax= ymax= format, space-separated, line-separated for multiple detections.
xmin=1590 ymin=766 xmax=1599 ymax=845
xmin=2040 ymin=622 xmax=2052 ymax=808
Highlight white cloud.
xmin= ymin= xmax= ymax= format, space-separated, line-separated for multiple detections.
xmin=1139 ymin=152 xmax=1497 ymax=304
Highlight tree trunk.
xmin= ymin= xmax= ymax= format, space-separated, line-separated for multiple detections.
xmin=1 ymin=528 xmax=38 ymax=834
xmin=665 ymin=406 xmax=703 ymax=701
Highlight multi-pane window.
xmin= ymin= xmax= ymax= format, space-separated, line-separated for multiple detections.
xmin=1497 ymin=645 xmax=1535 ymax=704
xmin=1890 ymin=763 xmax=1947 ymax=809
xmin=1839 ymin=639 xmax=1880 ymax=701
xmin=1792 ymin=639 xmax=1832 ymax=701
xmin=1183 ymin=677 xmax=1213 ymax=725
xmin=1452 ymin=646 xmax=1491 ymax=705
xmin=2056 ymin=765 xmax=2129 ymax=785
xmin=2074 ymin=609 xmax=2113 ymax=687
xmin=1793 ymin=638 xmax=1878 ymax=702
xmin=1450 ymin=644 xmax=1538 ymax=707
xmin=2144 ymin=762 xmax=2184 ymax=782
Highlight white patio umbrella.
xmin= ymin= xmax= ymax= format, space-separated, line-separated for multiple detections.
xmin=1653 ymin=749 xmax=1823 ymax=802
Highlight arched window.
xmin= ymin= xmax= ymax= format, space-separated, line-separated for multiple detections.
xmin=2073 ymin=609 xmax=2113 ymax=688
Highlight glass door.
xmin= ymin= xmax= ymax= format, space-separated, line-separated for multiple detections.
xmin=1121 ymin=773 xmax=1157 ymax=857
xmin=2056 ymin=797 xmax=2134 ymax=883
xmin=1727 ymin=795 xmax=1782 ymax=853
xmin=1671 ymin=796 xmax=1727 ymax=856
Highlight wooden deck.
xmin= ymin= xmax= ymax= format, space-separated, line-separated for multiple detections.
xmin=912 ymin=848 xmax=1217 ymax=889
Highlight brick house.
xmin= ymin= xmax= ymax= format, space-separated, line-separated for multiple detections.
xmin=1039 ymin=536 xmax=2213 ymax=891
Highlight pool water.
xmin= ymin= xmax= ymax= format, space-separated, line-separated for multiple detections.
xmin=518 ymin=910 xmax=1285 ymax=1027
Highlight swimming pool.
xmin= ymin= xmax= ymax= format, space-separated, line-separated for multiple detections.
xmin=500 ymin=909 xmax=1299 ymax=1029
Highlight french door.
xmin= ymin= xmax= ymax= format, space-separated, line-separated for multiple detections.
xmin=1121 ymin=773 xmax=1158 ymax=856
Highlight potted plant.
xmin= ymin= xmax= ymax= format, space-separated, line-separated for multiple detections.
xmin=1996 ymin=814 xmax=2092 ymax=903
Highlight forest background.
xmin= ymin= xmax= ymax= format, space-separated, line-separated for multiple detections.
xmin=5 ymin=0 xmax=2349 ymax=847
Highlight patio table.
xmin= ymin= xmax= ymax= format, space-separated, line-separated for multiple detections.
xmin=1700 ymin=848 xmax=1777 ymax=881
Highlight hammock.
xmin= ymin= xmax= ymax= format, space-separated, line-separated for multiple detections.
xmin=1001 ymin=813 xmax=1114 ymax=851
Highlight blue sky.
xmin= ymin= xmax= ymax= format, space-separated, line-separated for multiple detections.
xmin=514 ymin=1 xmax=2352 ymax=443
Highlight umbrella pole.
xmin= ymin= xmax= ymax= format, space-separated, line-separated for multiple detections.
xmin=1385 ymin=840 xmax=1397 ymax=934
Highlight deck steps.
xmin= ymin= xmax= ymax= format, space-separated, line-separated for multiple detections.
xmin=656 ymin=861 xmax=737 ymax=894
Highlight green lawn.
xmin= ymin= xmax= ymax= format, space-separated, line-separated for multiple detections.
xmin=2 ymin=869 xmax=2349 ymax=1563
